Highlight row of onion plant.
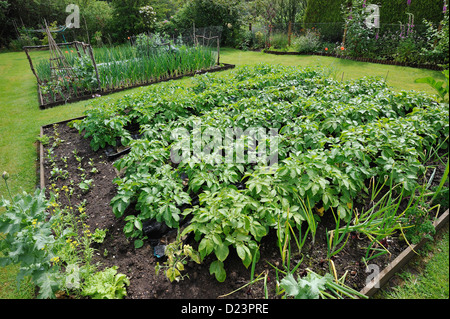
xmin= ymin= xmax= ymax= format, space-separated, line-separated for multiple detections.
xmin=34 ymin=34 xmax=218 ymax=104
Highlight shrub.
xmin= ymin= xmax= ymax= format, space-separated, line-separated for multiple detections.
xmin=303 ymin=0 xmax=346 ymax=43
xmin=235 ymin=28 xmax=253 ymax=51
xmin=421 ymin=11 xmax=449 ymax=67
xmin=342 ymin=0 xmax=378 ymax=58
xmin=395 ymin=36 xmax=423 ymax=64
xmin=8 ymin=34 xmax=38 ymax=51
xmin=171 ymin=0 xmax=243 ymax=46
xmin=270 ymin=32 xmax=289 ymax=50
xmin=253 ymin=30 xmax=267 ymax=49
xmin=292 ymin=29 xmax=322 ymax=53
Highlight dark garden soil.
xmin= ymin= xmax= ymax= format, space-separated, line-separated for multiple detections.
xmin=40 ymin=121 xmax=447 ymax=299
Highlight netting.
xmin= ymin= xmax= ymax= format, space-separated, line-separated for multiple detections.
xmin=128 ymin=25 xmax=223 ymax=48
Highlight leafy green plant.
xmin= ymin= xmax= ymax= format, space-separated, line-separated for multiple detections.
xmin=269 ymin=33 xmax=290 ymax=50
xmin=75 ymin=64 xmax=449 ymax=284
xmin=155 ymin=233 xmax=201 ymax=282
xmin=0 ymin=182 xmax=59 ymax=299
xmin=78 ymin=179 xmax=94 ymax=192
xmin=292 ymin=29 xmax=322 ymax=53
xmin=182 ymin=187 xmax=266 ymax=282
xmin=112 ymin=164 xmax=190 ymax=239
xmin=81 ymin=266 xmax=130 ymax=299
xmin=342 ymin=0 xmax=379 ymax=58
xmin=415 ymin=70 xmax=449 ymax=103
xmin=280 ymin=269 xmax=367 ymax=299
xmin=72 ymin=55 xmax=99 ymax=90
xmin=91 ymin=228 xmax=108 ymax=244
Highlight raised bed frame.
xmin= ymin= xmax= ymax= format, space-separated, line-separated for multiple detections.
xmin=24 ymin=40 xmax=234 ymax=110
xmin=36 ymin=63 xmax=235 ymax=110
xmin=37 ymin=117 xmax=449 ymax=299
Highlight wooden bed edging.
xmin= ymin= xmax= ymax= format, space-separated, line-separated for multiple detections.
xmin=38 ymin=116 xmax=86 ymax=190
xmin=359 ymin=209 xmax=449 ymax=298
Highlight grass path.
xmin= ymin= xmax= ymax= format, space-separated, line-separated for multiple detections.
xmin=376 ymin=227 xmax=449 ymax=299
xmin=0 ymin=48 xmax=447 ymax=298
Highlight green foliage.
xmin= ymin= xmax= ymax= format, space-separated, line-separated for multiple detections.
xmin=415 ymin=70 xmax=449 ymax=102
xmin=404 ymin=206 xmax=436 ymax=245
xmin=270 ymin=33 xmax=290 ymax=50
xmin=342 ymin=0 xmax=380 ymax=58
xmin=91 ymin=228 xmax=108 ymax=244
xmin=303 ymin=0 xmax=445 ymax=57
xmin=291 ymin=29 xmax=321 ymax=53
xmin=280 ymin=272 xmax=330 ymax=299
xmin=280 ymin=269 xmax=367 ymax=299
xmin=76 ymin=64 xmax=449 ymax=282
xmin=0 ymin=172 xmax=126 ymax=299
xmin=93 ymin=39 xmax=217 ymax=92
xmin=377 ymin=0 xmax=443 ymax=30
xmin=109 ymin=0 xmax=154 ymax=42
xmin=8 ymin=34 xmax=39 ymax=51
xmin=172 ymin=0 xmax=244 ymax=45
xmin=395 ymin=36 xmax=423 ymax=64
xmin=72 ymin=102 xmax=131 ymax=152
xmin=81 ymin=266 xmax=130 ymax=299
xmin=0 ymin=188 xmax=59 ymax=299
xmin=304 ymin=0 xmax=348 ymax=42
xmin=421 ymin=11 xmax=449 ymax=67
xmin=2 ymin=0 xmax=112 ymax=47
xmin=72 ymin=56 xmax=99 ymax=90
xmin=155 ymin=234 xmax=202 ymax=282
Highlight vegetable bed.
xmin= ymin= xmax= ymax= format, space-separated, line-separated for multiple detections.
xmin=39 ymin=64 xmax=449 ymax=299
xmin=29 ymin=36 xmax=227 ymax=109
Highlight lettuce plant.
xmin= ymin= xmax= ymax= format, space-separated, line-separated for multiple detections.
xmin=81 ymin=266 xmax=130 ymax=299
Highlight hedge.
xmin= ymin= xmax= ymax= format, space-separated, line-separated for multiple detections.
xmin=304 ymin=0 xmax=445 ymax=42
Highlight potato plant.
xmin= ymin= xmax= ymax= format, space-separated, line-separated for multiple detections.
xmin=74 ymin=64 xmax=449 ymax=281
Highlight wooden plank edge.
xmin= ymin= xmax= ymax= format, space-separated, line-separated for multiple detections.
xmin=39 ymin=126 xmax=45 ymax=190
xmin=359 ymin=209 xmax=449 ymax=298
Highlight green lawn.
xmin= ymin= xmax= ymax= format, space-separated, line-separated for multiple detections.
xmin=0 ymin=47 xmax=448 ymax=299
xmin=376 ymin=227 xmax=449 ymax=299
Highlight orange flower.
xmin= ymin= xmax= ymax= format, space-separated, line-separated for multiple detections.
xmin=341 ymin=46 xmax=345 ymax=51
xmin=325 ymin=47 xmax=328 ymax=51
xmin=127 ymin=36 xmax=130 ymax=40
xmin=70 ymin=50 xmax=73 ymax=53
xmin=65 ymin=50 xmax=68 ymax=53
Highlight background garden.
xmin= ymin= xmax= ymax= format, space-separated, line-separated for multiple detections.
xmin=1 ymin=0 xmax=449 ymax=69
xmin=0 ymin=0 xmax=449 ymax=301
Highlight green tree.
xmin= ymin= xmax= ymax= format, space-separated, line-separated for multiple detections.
xmin=304 ymin=0 xmax=349 ymax=42
xmin=172 ymin=0 xmax=244 ymax=45
xmin=108 ymin=0 xmax=154 ymax=42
